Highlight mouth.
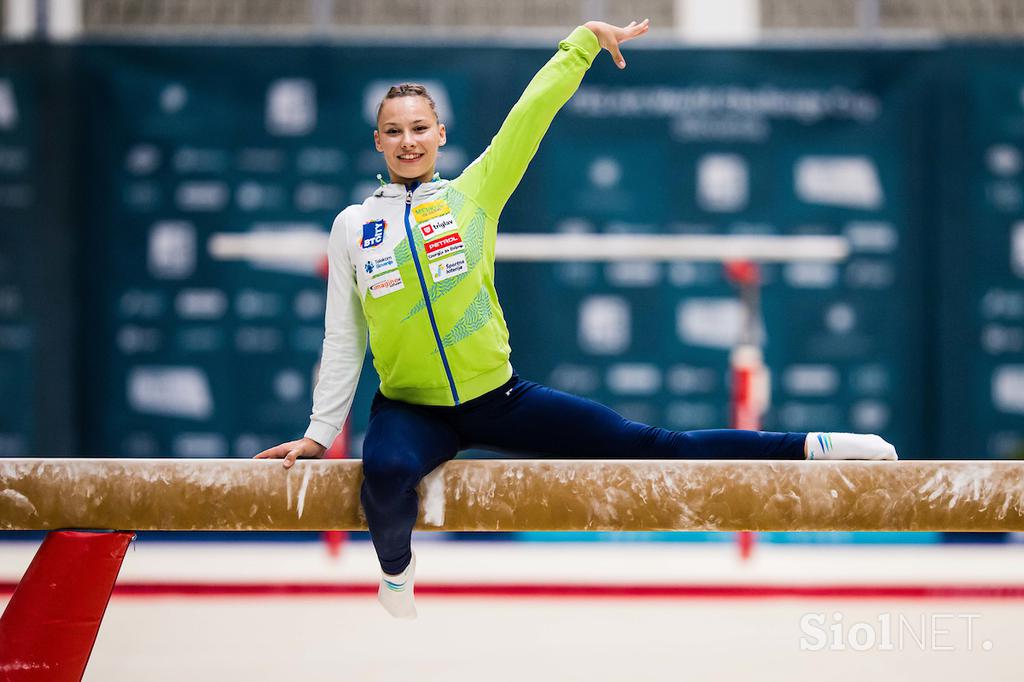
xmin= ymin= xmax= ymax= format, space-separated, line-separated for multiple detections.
xmin=397 ymin=153 xmax=424 ymax=163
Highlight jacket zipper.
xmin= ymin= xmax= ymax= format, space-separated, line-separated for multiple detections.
xmin=404 ymin=184 xmax=460 ymax=405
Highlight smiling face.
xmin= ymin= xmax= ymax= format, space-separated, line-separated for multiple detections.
xmin=374 ymin=94 xmax=447 ymax=185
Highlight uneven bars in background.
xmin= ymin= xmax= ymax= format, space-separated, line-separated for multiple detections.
xmin=207 ymin=232 xmax=850 ymax=263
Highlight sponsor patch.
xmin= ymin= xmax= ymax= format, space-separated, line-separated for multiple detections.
xmin=424 ymin=232 xmax=464 ymax=261
xmin=368 ymin=272 xmax=405 ymax=298
xmin=360 ymin=219 xmax=386 ymax=249
xmin=419 ymin=213 xmax=457 ymax=240
xmin=363 ymin=252 xmax=397 ymax=276
xmin=428 ymin=252 xmax=468 ymax=282
xmin=412 ymin=199 xmax=450 ymax=224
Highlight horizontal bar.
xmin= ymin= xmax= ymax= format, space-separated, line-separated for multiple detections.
xmin=1 ymin=459 xmax=1020 ymax=532
xmin=494 ymin=234 xmax=849 ymax=262
xmin=207 ymin=232 xmax=849 ymax=264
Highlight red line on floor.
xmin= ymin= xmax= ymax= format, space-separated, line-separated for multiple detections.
xmin=6 ymin=583 xmax=1024 ymax=599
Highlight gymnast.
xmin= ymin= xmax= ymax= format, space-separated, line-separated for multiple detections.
xmin=255 ymin=19 xmax=898 ymax=619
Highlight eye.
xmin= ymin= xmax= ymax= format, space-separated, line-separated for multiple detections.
xmin=415 ymin=126 xmax=428 ymax=132
xmin=385 ymin=128 xmax=399 ymax=134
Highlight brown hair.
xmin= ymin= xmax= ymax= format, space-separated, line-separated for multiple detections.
xmin=376 ymin=83 xmax=438 ymax=126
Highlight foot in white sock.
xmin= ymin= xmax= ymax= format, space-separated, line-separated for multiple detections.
xmin=378 ymin=552 xmax=417 ymax=619
xmin=805 ymin=432 xmax=898 ymax=460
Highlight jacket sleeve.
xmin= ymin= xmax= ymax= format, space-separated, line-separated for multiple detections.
xmin=453 ymin=26 xmax=600 ymax=218
xmin=304 ymin=208 xmax=368 ymax=448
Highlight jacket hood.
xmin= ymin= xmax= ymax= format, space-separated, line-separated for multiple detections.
xmin=372 ymin=173 xmax=448 ymax=200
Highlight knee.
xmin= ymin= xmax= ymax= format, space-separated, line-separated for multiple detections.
xmin=362 ymin=449 xmax=423 ymax=493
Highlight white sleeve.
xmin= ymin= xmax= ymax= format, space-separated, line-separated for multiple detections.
xmin=304 ymin=209 xmax=368 ymax=448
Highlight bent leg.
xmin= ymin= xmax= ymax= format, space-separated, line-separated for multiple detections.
xmin=456 ymin=378 xmax=805 ymax=460
xmin=361 ymin=395 xmax=458 ymax=574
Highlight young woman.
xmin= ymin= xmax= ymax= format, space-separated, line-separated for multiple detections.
xmin=255 ymin=20 xmax=897 ymax=619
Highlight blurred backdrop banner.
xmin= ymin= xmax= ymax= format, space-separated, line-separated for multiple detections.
xmin=0 ymin=41 xmax=1022 ymax=469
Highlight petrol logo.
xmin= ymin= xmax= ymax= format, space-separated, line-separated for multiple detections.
xmin=425 ymin=233 xmax=464 ymax=261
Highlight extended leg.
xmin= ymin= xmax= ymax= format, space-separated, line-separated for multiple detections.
xmin=455 ymin=378 xmax=806 ymax=459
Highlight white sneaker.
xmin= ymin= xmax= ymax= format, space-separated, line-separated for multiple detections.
xmin=378 ymin=552 xmax=417 ymax=619
xmin=805 ymin=432 xmax=898 ymax=461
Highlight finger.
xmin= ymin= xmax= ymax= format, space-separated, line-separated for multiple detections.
xmin=253 ymin=443 xmax=290 ymax=459
xmin=626 ymin=19 xmax=649 ymax=35
xmin=282 ymin=447 xmax=301 ymax=469
xmin=610 ymin=43 xmax=625 ymax=69
xmin=619 ymin=19 xmax=649 ymax=44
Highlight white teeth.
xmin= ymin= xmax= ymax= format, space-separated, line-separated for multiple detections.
xmin=399 ymin=154 xmax=422 ymax=160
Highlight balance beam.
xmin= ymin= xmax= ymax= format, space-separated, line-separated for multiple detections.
xmin=1 ymin=458 xmax=1022 ymax=532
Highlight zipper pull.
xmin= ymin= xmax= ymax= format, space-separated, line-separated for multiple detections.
xmin=406 ymin=189 xmax=413 ymax=205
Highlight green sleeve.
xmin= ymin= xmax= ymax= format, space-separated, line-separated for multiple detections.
xmin=452 ymin=26 xmax=601 ymax=219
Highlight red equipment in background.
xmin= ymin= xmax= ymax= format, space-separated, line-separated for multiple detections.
xmin=317 ymin=250 xmax=351 ymax=559
xmin=322 ymin=419 xmax=351 ymax=559
xmin=724 ymin=261 xmax=771 ymax=561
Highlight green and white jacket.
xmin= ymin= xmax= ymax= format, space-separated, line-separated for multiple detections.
xmin=305 ymin=26 xmax=601 ymax=448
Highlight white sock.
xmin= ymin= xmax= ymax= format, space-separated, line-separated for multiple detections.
xmin=805 ymin=432 xmax=898 ymax=461
xmin=378 ymin=552 xmax=417 ymax=620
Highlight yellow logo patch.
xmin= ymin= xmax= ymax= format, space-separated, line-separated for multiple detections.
xmin=412 ymin=199 xmax=450 ymax=224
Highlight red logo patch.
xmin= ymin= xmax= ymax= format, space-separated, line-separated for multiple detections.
xmin=425 ymin=233 xmax=463 ymax=256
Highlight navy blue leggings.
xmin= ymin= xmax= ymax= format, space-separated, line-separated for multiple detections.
xmin=360 ymin=374 xmax=806 ymax=574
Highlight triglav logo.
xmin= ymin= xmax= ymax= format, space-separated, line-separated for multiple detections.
xmin=420 ymin=214 xmax=456 ymax=239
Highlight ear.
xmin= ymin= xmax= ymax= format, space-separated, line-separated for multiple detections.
xmin=373 ymin=129 xmax=383 ymax=152
xmin=438 ymin=123 xmax=447 ymax=147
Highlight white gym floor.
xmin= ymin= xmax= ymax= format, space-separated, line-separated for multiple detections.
xmin=3 ymin=540 xmax=1023 ymax=681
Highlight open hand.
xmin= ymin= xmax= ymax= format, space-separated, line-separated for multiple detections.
xmin=253 ymin=437 xmax=326 ymax=469
xmin=583 ymin=18 xmax=650 ymax=69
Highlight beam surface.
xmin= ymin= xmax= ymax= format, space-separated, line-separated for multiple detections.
xmin=1 ymin=458 xmax=1022 ymax=532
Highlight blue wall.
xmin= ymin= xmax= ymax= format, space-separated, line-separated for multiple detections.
xmin=1 ymin=42 xmax=1022 ymax=470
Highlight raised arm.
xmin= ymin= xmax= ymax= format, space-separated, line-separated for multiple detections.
xmin=254 ymin=209 xmax=368 ymax=469
xmin=454 ymin=19 xmax=649 ymax=218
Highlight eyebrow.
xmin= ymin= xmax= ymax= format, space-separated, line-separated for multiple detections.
xmin=381 ymin=119 xmax=429 ymax=127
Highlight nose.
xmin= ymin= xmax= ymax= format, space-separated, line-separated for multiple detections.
xmin=401 ymin=131 xmax=416 ymax=148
